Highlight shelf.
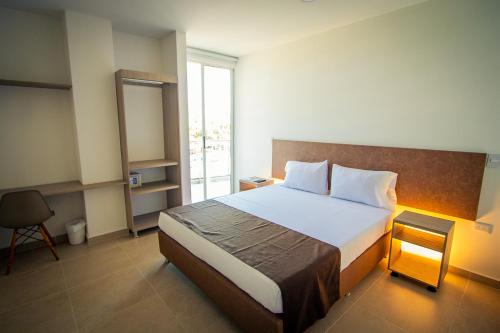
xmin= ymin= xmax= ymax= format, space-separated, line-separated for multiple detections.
xmin=134 ymin=210 xmax=165 ymax=231
xmin=131 ymin=181 xmax=179 ymax=195
xmin=393 ymin=224 xmax=445 ymax=252
xmin=390 ymin=251 xmax=441 ymax=287
xmin=395 ymin=211 xmax=454 ymax=235
xmin=0 ymin=179 xmax=126 ymax=197
xmin=82 ymin=180 xmax=127 ymax=191
xmin=0 ymin=79 xmax=72 ymax=90
xmin=129 ymin=159 xmax=178 ymax=170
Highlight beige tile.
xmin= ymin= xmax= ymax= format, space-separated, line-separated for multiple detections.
xmin=0 ymin=292 xmax=77 ymax=333
xmin=177 ymin=302 xmax=241 ymax=333
xmin=141 ymin=258 xmax=193 ymax=293
xmin=133 ymin=250 xmax=172 ymax=282
xmin=0 ymin=264 xmax=66 ymax=313
xmin=307 ymin=258 xmax=385 ymax=332
xmin=119 ymin=231 xmax=163 ymax=263
xmin=307 ymin=256 xmax=387 ymax=333
xmin=451 ymin=310 xmax=500 ymax=333
xmin=175 ymin=294 xmax=240 ymax=333
xmin=346 ymin=261 xmax=385 ymax=301
xmin=57 ymin=238 xmax=123 ymax=262
xmin=462 ymin=280 xmax=500 ymax=320
xmin=356 ymin=271 xmax=468 ymax=333
xmin=61 ymin=244 xmax=132 ymax=288
xmin=148 ymin=262 xmax=241 ymax=332
xmin=69 ymin=266 xmax=155 ymax=332
xmin=2 ymin=231 xmax=499 ymax=333
xmin=328 ymin=303 xmax=406 ymax=333
xmin=1 ymin=246 xmax=60 ymax=275
xmin=157 ymin=272 xmax=212 ymax=317
xmin=146 ymin=262 xmax=225 ymax=321
xmin=305 ymin=297 xmax=354 ymax=333
xmin=84 ymin=294 xmax=185 ymax=333
xmin=206 ymin=314 xmax=242 ymax=333
xmin=450 ymin=280 xmax=500 ymax=333
xmin=148 ymin=261 xmax=239 ymax=332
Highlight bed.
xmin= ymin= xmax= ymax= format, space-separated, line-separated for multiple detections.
xmin=157 ymin=139 xmax=486 ymax=333
xmin=160 ymin=184 xmax=392 ymax=314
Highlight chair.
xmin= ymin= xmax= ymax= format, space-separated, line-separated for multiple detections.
xmin=0 ymin=190 xmax=59 ymax=274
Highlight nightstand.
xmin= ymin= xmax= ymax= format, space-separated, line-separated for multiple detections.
xmin=239 ymin=177 xmax=274 ymax=192
xmin=388 ymin=211 xmax=454 ymax=292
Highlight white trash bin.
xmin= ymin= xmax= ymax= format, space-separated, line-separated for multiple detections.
xmin=66 ymin=219 xmax=86 ymax=245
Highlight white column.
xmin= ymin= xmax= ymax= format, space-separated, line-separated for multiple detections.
xmin=64 ymin=11 xmax=127 ymax=237
xmin=161 ymin=31 xmax=191 ymax=204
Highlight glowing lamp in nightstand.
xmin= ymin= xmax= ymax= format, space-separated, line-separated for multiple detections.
xmin=388 ymin=211 xmax=454 ymax=292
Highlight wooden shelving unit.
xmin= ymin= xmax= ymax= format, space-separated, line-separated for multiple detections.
xmin=129 ymin=159 xmax=178 ymax=170
xmin=0 ymin=78 xmax=72 ymax=90
xmin=134 ymin=210 xmax=165 ymax=232
xmin=388 ymin=211 xmax=454 ymax=291
xmin=115 ymin=69 xmax=182 ymax=236
xmin=0 ymin=179 xmax=126 ymax=197
xmin=131 ymin=181 xmax=179 ymax=195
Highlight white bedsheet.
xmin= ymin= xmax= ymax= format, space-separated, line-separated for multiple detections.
xmin=158 ymin=184 xmax=392 ymax=314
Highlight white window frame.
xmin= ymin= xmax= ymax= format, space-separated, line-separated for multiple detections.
xmin=187 ymin=48 xmax=237 ymax=196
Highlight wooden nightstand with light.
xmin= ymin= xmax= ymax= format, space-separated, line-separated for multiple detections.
xmin=388 ymin=211 xmax=454 ymax=292
xmin=239 ymin=177 xmax=274 ymax=192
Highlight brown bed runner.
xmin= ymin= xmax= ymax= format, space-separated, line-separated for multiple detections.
xmin=166 ymin=200 xmax=341 ymax=333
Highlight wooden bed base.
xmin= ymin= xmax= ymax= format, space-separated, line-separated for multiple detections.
xmin=158 ymin=230 xmax=390 ymax=333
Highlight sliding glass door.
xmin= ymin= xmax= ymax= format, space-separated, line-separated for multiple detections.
xmin=187 ymin=61 xmax=233 ymax=203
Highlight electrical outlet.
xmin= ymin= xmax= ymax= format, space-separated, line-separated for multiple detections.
xmin=486 ymin=154 xmax=500 ymax=168
xmin=474 ymin=221 xmax=493 ymax=234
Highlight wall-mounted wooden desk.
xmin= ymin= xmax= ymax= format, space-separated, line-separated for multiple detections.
xmin=0 ymin=180 xmax=126 ymax=197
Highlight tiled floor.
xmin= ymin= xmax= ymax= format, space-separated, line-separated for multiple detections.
xmin=0 ymin=231 xmax=498 ymax=333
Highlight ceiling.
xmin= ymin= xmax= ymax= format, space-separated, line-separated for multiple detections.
xmin=1 ymin=0 xmax=427 ymax=57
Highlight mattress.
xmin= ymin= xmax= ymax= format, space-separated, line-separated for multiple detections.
xmin=158 ymin=184 xmax=392 ymax=314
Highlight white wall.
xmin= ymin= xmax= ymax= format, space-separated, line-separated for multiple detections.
xmin=0 ymin=87 xmax=78 ymax=188
xmin=113 ymin=30 xmax=163 ymax=73
xmin=0 ymin=7 xmax=69 ymax=83
xmin=123 ymin=85 xmax=164 ymax=161
xmin=0 ymin=7 xmax=78 ymax=188
xmin=64 ymin=11 xmax=127 ymax=238
xmin=161 ymin=32 xmax=191 ymax=204
xmin=235 ymin=0 xmax=500 ymax=279
xmin=64 ymin=11 xmax=123 ymax=185
xmin=0 ymin=7 xmax=84 ymax=247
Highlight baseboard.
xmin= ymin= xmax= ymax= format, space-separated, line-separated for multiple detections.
xmin=87 ymin=228 xmax=130 ymax=245
xmin=0 ymin=233 xmax=68 ymax=256
xmin=449 ymin=265 xmax=499 ymax=289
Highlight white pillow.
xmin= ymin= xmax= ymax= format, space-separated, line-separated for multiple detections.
xmin=330 ymin=164 xmax=398 ymax=210
xmin=283 ymin=160 xmax=329 ymax=194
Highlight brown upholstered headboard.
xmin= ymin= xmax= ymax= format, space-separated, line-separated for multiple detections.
xmin=272 ymin=139 xmax=486 ymax=220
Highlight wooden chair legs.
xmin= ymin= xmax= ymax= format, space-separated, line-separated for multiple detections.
xmin=6 ymin=229 xmax=17 ymax=275
xmin=40 ymin=223 xmax=56 ymax=247
xmin=38 ymin=225 xmax=59 ymax=261
xmin=4 ymin=224 xmax=59 ymax=275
